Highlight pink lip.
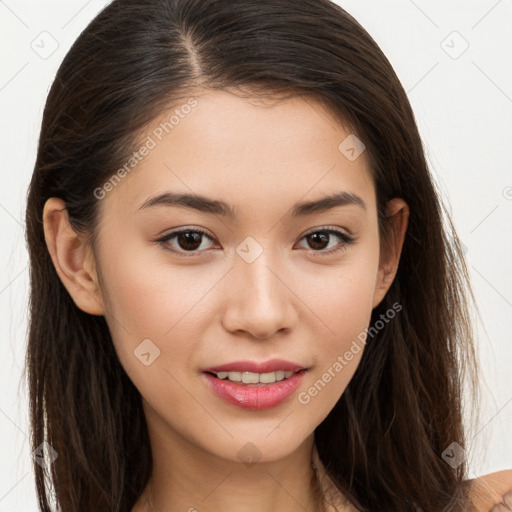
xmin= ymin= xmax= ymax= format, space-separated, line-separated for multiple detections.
xmin=203 ymin=370 xmax=307 ymax=411
xmin=202 ymin=358 xmax=306 ymax=374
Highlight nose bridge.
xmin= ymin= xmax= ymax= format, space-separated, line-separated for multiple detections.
xmin=222 ymin=236 xmax=295 ymax=338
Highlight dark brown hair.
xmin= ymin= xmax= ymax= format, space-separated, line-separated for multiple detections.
xmin=25 ymin=0 xmax=479 ymax=510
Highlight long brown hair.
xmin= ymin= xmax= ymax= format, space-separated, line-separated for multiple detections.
xmin=24 ymin=0 xmax=479 ymax=510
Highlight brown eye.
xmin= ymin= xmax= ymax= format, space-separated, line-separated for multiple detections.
xmin=297 ymin=228 xmax=355 ymax=255
xmin=305 ymin=232 xmax=330 ymax=250
xmin=175 ymin=231 xmax=203 ymax=251
xmin=157 ymin=228 xmax=216 ymax=255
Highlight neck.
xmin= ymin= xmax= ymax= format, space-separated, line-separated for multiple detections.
xmin=132 ymin=404 xmax=324 ymax=512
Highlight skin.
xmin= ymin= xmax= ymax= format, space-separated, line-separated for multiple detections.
xmin=468 ymin=472 xmax=512 ymax=511
xmin=43 ymin=89 xmax=410 ymax=512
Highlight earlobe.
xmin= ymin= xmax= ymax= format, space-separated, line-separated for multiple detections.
xmin=372 ymin=198 xmax=410 ymax=309
xmin=42 ymin=197 xmax=105 ymax=316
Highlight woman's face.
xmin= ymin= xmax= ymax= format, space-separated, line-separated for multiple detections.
xmin=89 ymin=89 xmax=401 ymax=463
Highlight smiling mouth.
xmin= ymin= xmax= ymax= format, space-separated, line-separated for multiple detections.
xmin=205 ymin=369 xmax=306 ymax=385
xmin=202 ymin=367 xmax=308 ymax=410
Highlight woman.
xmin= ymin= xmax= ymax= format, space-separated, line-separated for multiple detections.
xmin=25 ymin=0 xmax=511 ymax=510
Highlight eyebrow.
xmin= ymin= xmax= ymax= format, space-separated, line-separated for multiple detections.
xmin=138 ymin=190 xmax=366 ymax=217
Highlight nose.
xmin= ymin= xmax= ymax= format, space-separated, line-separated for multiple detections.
xmin=221 ymin=250 xmax=297 ymax=340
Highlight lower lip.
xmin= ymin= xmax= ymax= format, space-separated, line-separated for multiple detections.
xmin=203 ymin=370 xmax=307 ymax=411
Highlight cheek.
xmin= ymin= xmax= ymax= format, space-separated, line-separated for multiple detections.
xmin=297 ymin=247 xmax=379 ymax=408
xmin=97 ymin=241 xmax=220 ymax=387
xmin=303 ymin=244 xmax=379 ymax=337
xmin=297 ymin=282 xmax=371 ymax=418
xmin=100 ymin=236 xmax=218 ymax=333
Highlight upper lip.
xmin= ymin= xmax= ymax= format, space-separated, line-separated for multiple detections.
xmin=203 ymin=359 xmax=307 ymax=374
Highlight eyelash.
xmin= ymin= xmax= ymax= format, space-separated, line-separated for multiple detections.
xmin=155 ymin=226 xmax=356 ymax=257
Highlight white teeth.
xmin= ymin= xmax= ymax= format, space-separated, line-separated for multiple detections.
xmin=216 ymin=371 xmax=242 ymax=381
xmin=259 ymin=372 xmax=276 ymax=384
xmin=215 ymin=370 xmax=296 ymax=384
xmin=242 ymin=372 xmax=260 ymax=384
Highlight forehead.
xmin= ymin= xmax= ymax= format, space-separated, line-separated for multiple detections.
xmin=100 ymin=89 xmax=376 ymax=220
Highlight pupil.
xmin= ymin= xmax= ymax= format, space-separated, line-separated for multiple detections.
xmin=178 ymin=232 xmax=202 ymax=250
xmin=308 ymin=232 xmax=328 ymax=250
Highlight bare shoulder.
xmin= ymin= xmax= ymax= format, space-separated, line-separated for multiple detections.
xmin=464 ymin=469 xmax=512 ymax=511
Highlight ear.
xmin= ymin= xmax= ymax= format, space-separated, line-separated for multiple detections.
xmin=372 ymin=198 xmax=409 ymax=309
xmin=42 ymin=197 xmax=105 ymax=316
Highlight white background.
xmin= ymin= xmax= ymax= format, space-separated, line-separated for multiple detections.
xmin=1 ymin=0 xmax=511 ymax=509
